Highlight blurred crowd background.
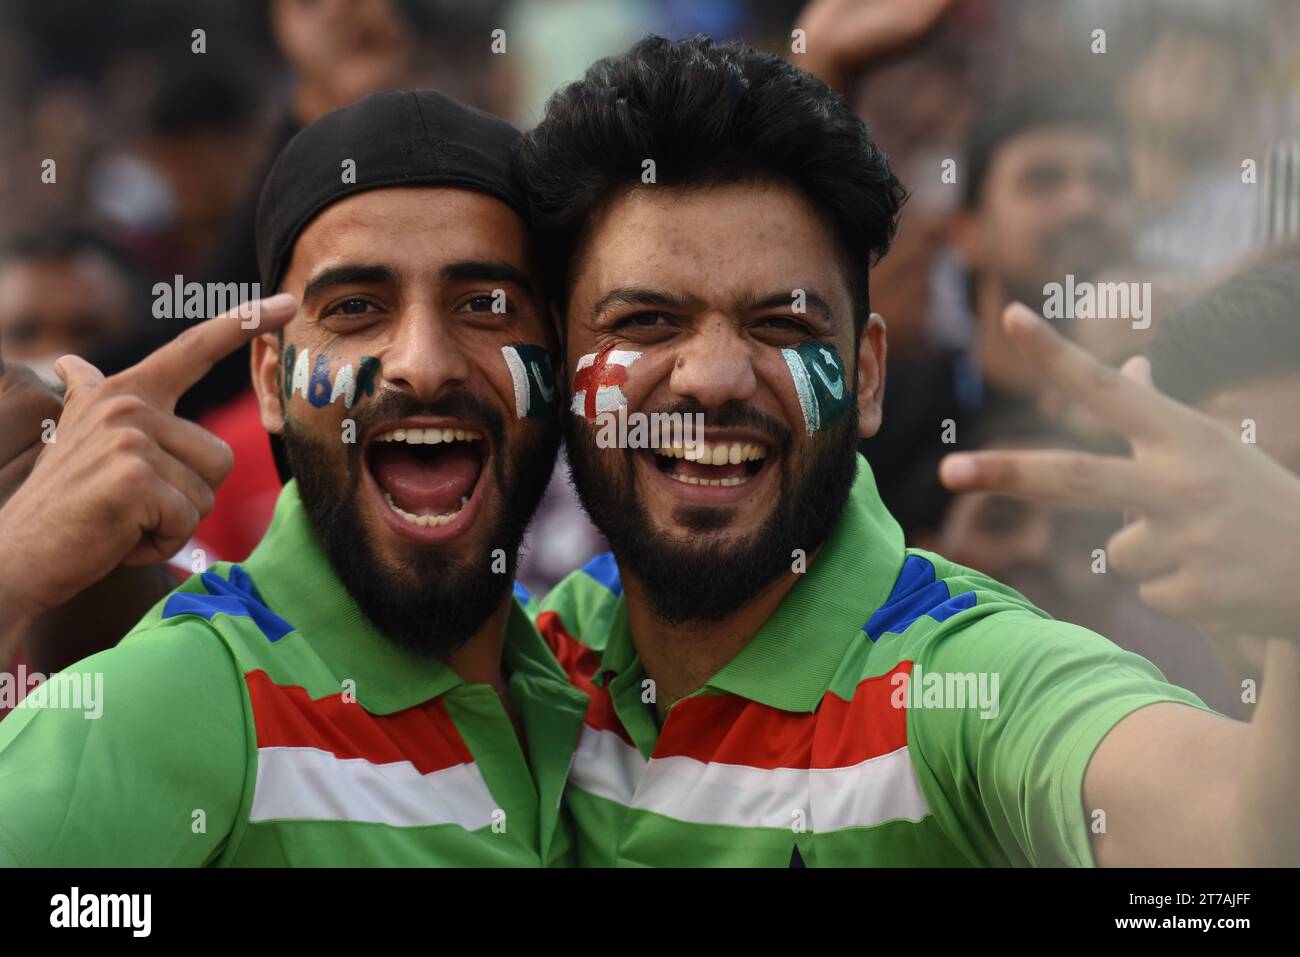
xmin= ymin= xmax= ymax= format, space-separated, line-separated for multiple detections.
xmin=2 ymin=0 xmax=1298 ymax=716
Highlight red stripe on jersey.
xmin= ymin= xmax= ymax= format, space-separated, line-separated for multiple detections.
xmin=536 ymin=610 xmax=634 ymax=745
xmin=244 ymin=669 xmax=473 ymax=775
xmin=651 ymin=661 xmax=914 ymax=770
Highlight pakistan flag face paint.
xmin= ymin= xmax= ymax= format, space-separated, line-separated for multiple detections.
xmin=500 ymin=343 xmax=557 ymax=420
xmin=781 ymin=341 xmax=849 ymax=434
xmin=282 ymin=343 xmax=380 ymax=409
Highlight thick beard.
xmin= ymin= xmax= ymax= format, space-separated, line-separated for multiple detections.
xmin=282 ymin=390 xmax=559 ymax=660
xmin=564 ymin=399 xmax=859 ymax=625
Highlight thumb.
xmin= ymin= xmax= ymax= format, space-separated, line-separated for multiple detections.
xmin=53 ymin=354 xmax=106 ymax=396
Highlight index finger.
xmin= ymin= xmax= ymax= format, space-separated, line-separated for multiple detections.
xmin=116 ymin=293 xmax=297 ymax=408
xmin=1002 ymin=302 xmax=1202 ymax=443
xmin=939 ymin=448 xmax=1170 ymax=513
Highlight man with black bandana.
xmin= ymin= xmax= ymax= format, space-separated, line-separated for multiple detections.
xmin=0 ymin=91 xmax=587 ymax=866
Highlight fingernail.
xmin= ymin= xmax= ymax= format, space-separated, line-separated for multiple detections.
xmin=940 ymin=454 xmax=976 ymax=486
xmin=263 ymin=293 xmax=297 ymax=314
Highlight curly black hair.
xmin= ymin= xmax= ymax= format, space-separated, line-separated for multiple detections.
xmin=516 ymin=34 xmax=907 ymax=335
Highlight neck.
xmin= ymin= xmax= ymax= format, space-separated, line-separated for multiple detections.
xmin=443 ymin=598 xmax=513 ymax=699
xmin=623 ymin=557 xmax=813 ymax=721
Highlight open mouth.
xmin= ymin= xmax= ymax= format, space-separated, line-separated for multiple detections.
xmin=364 ymin=424 xmax=487 ymax=539
xmin=650 ymin=440 xmax=767 ymax=488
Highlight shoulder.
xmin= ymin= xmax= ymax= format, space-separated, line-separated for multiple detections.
xmin=866 ymin=548 xmax=1193 ymax=688
xmin=532 ymin=551 xmax=623 ymax=655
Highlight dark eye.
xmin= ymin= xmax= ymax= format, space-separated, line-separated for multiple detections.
xmin=757 ymin=316 xmax=810 ymax=334
xmin=326 ymin=297 xmax=379 ymax=317
xmin=1021 ymin=163 xmax=1066 ymax=196
xmin=618 ymin=312 xmax=673 ymax=329
xmin=465 ymin=293 xmax=507 ymax=313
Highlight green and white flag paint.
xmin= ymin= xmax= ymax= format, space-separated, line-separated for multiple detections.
xmin=501 ymin=344 xmax=558 ymax=420
xmin=781 ymin=341 xmax=849 ymax=434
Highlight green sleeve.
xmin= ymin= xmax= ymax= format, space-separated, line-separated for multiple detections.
xmin=908 ymin=610 xmax=1211 ymax=867
xmin=0 ymin=620 xmax=248 ymax=866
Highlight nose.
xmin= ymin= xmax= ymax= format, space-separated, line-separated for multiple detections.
xmin=668 ymin=316 xmax=758 ymax=409
xmin=379 ymin=303 xmax=472 ymax=404
xmin=1058 ymin=169 xmax=1105 ymax=220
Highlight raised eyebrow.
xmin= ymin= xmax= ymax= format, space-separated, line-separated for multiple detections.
xmin=591 ymin=287 xmax=700 ymax=319
xmin=742 ymin=290 xmax=833 ymax=321
xmin=301 ymin=264 xmax=397 ymax=305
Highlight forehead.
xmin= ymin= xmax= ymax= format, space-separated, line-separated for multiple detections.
xmin=1202 ymin=374 xmax=1300 ymax=468
xmin=0 ymin=254 xmax=128 ymax=317
xmin=575 ymin=182 xmax=850 ymax=307
xmin=285 ymin=186 xmax=533 ymax=284
xmin=990 ymin=126 xmax=1121 ymax=176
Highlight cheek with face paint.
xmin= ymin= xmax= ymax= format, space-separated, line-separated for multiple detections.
xmin=570 ymin=344 xmax=644 ymax=421
xmin=500 ymin=343 xmax=558 ymax=420
xmin=282 ymin=342 xmax=381 ymax=411
xmin=781 ymin=341 xmax=849 ymax=434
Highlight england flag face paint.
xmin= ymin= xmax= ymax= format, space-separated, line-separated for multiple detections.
xmin=570 ymin=344 xmax=642 ymax=420
xmin=781 ymin=341 xmax=849 ymax=434
xmin=501 ymin=343 xmax=558 ymax=420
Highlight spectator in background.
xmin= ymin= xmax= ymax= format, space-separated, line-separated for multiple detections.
xmin=0 ymin=226 xmax=144 ymax=385
xmin=863 ymin=85 xmax=1134 ymax=539
xmin=948 ymin=85 xmax=1132 ymax=402
xmin=1121 ymin=9 xmax=1264 ymax=276
xmin=91 ymin=64 xmax=262 ymax=282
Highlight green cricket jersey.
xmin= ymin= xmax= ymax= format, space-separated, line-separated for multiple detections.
xmin=0 ymin=480 xmax=588 ymax=866
xmin=533 ymin=455 xmax=1213 ymax=867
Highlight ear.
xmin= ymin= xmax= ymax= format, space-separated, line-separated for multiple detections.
xmin=857 ymin=312 xmax=887 ymax=439
xmin=251 ymin=332 xmax=287 ymax=434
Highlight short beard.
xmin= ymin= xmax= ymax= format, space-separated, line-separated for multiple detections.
xmin=564 ymin=399 xmax=859 ymax=625
xmin=282 ymin=390 xmax=559 ymax=660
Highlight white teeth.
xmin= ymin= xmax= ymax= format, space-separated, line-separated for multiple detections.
xmin=382 ymin=490 xmax=465 ymax=527
xmin=657 ymin=440 xmax=765 ymax=463
xmin=374 ymin=427 xmax=483 ymax=445
xmin=666 ymin=471 xmax=750 ymax=488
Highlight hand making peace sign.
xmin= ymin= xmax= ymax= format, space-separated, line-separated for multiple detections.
xmin=940 ymin=302 xmax=1300 ymax=643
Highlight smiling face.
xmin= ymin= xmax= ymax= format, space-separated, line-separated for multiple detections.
xmin=251 ymin=186 xmax=560 ymax=657
xmin=562 ymin=181 xmax=886 ymax=624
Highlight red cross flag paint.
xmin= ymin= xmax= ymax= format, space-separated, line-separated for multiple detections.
xmin=571 ymin=345 xmax=642 ymax=420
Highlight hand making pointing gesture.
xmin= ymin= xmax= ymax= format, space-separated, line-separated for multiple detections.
xmin=0 ymin=294 xmax=297 ymax=631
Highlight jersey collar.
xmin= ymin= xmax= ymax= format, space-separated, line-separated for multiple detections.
xmin=596 ymin=454 xmax=906 ymax=713
xmin=244 ymin=480 xmax=549 ymax=715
